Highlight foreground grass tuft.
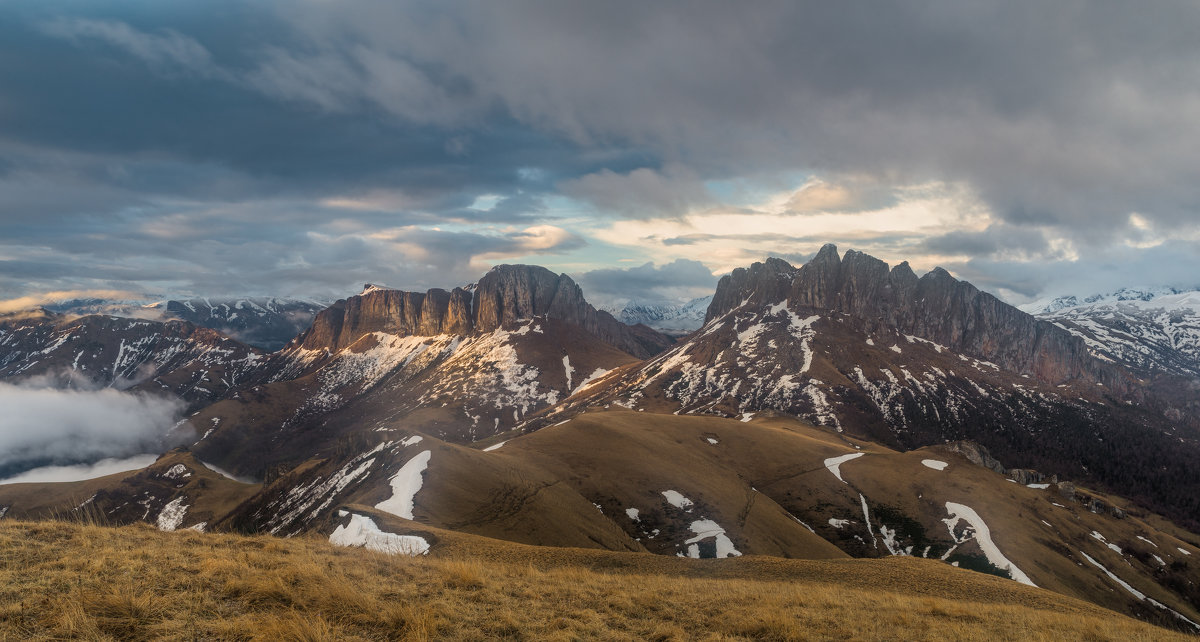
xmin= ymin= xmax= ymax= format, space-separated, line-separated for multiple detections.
xmin=0 ymin=519 xmax=1188 ymax=640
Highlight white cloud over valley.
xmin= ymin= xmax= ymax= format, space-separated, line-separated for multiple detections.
xmin=0 ymin=383 xmax=183 ymax=477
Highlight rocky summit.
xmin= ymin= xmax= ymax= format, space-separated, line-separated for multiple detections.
xmin=297 ymin=265 xmax=672 ymax=359
xmin=708 ymin=244 xmax=1130 ymax=392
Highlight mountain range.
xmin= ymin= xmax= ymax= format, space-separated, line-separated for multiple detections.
xmin=610 ymin=295 xmax=713 ymax=335
xmin=1 ymin=246 xmax=1198 ymax=633
xmin=1022 ymin=287 xmax=1200 ymax=379
xmin=44 ymin=296 xmax=326 ymax=351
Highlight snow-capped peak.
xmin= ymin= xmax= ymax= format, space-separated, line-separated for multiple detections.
xmin=613 ymin=295 xmax=713 ymax=334
xmin=1021 ymin=286 xmax=1199 ymax=315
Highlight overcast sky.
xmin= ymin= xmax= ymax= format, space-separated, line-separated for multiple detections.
xmin=2 ymin=1 xmax=1199 ymax=309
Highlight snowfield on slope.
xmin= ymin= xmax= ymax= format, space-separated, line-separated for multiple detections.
xmin=942 ymin=502 xmax=1036 ymax=587
xmin=661 ymin=490 xmax=695 ymax=510
xmin=684 ymin=519 xmax=742 ymax=559
xmin=824 ymin=452 xmax=865 ymax=483
xmin=330 ymin=513 xmax=430 ymax=556
xmin=156 ymin=496 xmax=189 ymax=532
xmin=376 ymin=450 xmax=432 ymax=520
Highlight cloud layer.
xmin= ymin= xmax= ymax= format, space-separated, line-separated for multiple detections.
xmin=0 ymin=383 xmax=183 ymax=478
xmin=1 ymin=2 xmax=1199 ymax=304
xmin=0 ymin=454 xmax=160 ymax=485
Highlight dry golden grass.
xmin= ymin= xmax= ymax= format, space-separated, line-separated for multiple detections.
xmin=0 ymin=519 xmax=1188 ymax=641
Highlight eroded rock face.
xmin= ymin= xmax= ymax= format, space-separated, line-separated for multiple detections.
xmin=944 ymin=441 xmax=1007 ymax=475
xmin=300 ymin=288 xmax=456 ymax=352
xmin=706 ymin=244 xmax=1132 ymax=393
xmin=298 ymin=266 xmax=672 ymax=358
xmin=1008 ymin=469 xmax=1045 ymax=485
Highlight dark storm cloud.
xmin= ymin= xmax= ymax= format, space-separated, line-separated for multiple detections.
xmin=942 ymin=240 xmax=1200 ymax=301
xmin=1 ymin=1 xmax=1199 ymax=301
xmin=919 ymin=226 xmax=1055 ymax=260
xmin=270 ymin=1 xmax=1200 ymax=231
xmin=559 ymin=166 xmax=713 ymax=219
xmin=576 ymin=259 xmax=717 ymax=306
xmin=0 ymin=5 xmax=644 ymax=208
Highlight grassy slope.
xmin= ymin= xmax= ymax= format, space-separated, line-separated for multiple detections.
xmin=0 ymin=518 xmax=1189 ymax=642
xmin=505 ymin=412 xmax=1200 ymax=616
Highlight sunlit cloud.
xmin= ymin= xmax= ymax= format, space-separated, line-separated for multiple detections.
xmin=0 ymin=289 xmax=144 ymax=314
xmin=587 ymin=179 xmax=994 ymax=274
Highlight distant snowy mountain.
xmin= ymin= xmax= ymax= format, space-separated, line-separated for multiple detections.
xmin=614 ymin=295 xmax=712 ymax=335
xmin=1022 ymin=287 xmax=1200 ymax=378
xmin=46 ymin=297 xmax=326 ymax=351
xmin=157 ymin=298 xmax=325 ymax=351
xmin=1019 ymin=286 xmax=1194 ymax=315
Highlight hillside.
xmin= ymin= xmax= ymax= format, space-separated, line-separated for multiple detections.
xmin=556 ymin=247 xmax=1200 ymax=530
xmin=0 ymin=518 xmax=1187 ymax=641
xmin=7 ymin=410 xmax=1198 ymax=633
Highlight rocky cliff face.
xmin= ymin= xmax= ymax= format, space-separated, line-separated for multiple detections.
xmin=300 ymin=287 xmax=473 ymax=352
xmin=297 ymin=265 xmax=671 ymax=359
xmin=707 ymin=244 xmax=1131 ymax=392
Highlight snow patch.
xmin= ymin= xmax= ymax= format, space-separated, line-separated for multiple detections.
xmin=162 ymin=464 xmax=192 ymax=480
xmin=1080 ymin=551 xmax=1199 ymax=630
xmin=860 ymin=494 xmax=878 ymax=549
xmin=571 ymin=367 xmax=611 ymax=396
xmin=156 ymin=496 xmax=188 ymax=532
xmin=330 ymin=513 xmax=429 ymax=556
xmin=661 ymin=490 xmax=694 ymax=510
xmin=375 ymin=450 xmax=431 ymax=520
xmin=626 ymin=508 xmax=640 ymax=522
xmin=921 ymin=459 xmax=948 ymax=471
xmin=824 ymin=452 xmax=865 ymax=483
xmin=1091 ymin=531 xmax=1123 ymax=554
xmin=684 ymin=519 xmax=742 ymax=559
xmin=942 ymin=502 xmax=1036 ymax=587
xmin=482 ymin=441 xmax=506 ymax=452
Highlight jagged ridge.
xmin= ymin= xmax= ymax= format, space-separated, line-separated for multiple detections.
xmin=297 ymin=265 xmax=672 ymax=359
xmin=707 ymin=244 xmax=1131 ymax=392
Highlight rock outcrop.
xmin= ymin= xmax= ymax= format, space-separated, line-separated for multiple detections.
xmin=706 ymin=244 xmax=1133 ymax=392
xmin=297 ymin=265 xmax=672 ymax=358
xmin=1008 ymin=469 xmax=1045 ymax=486
xmin=944 ymin=441 xmax=1006 ymax=475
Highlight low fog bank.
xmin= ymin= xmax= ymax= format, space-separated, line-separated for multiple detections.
xmin=0 ymin=382 xmax=185 ymax=479
xmin=0 ymin=454 xmax=159 ymax=484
